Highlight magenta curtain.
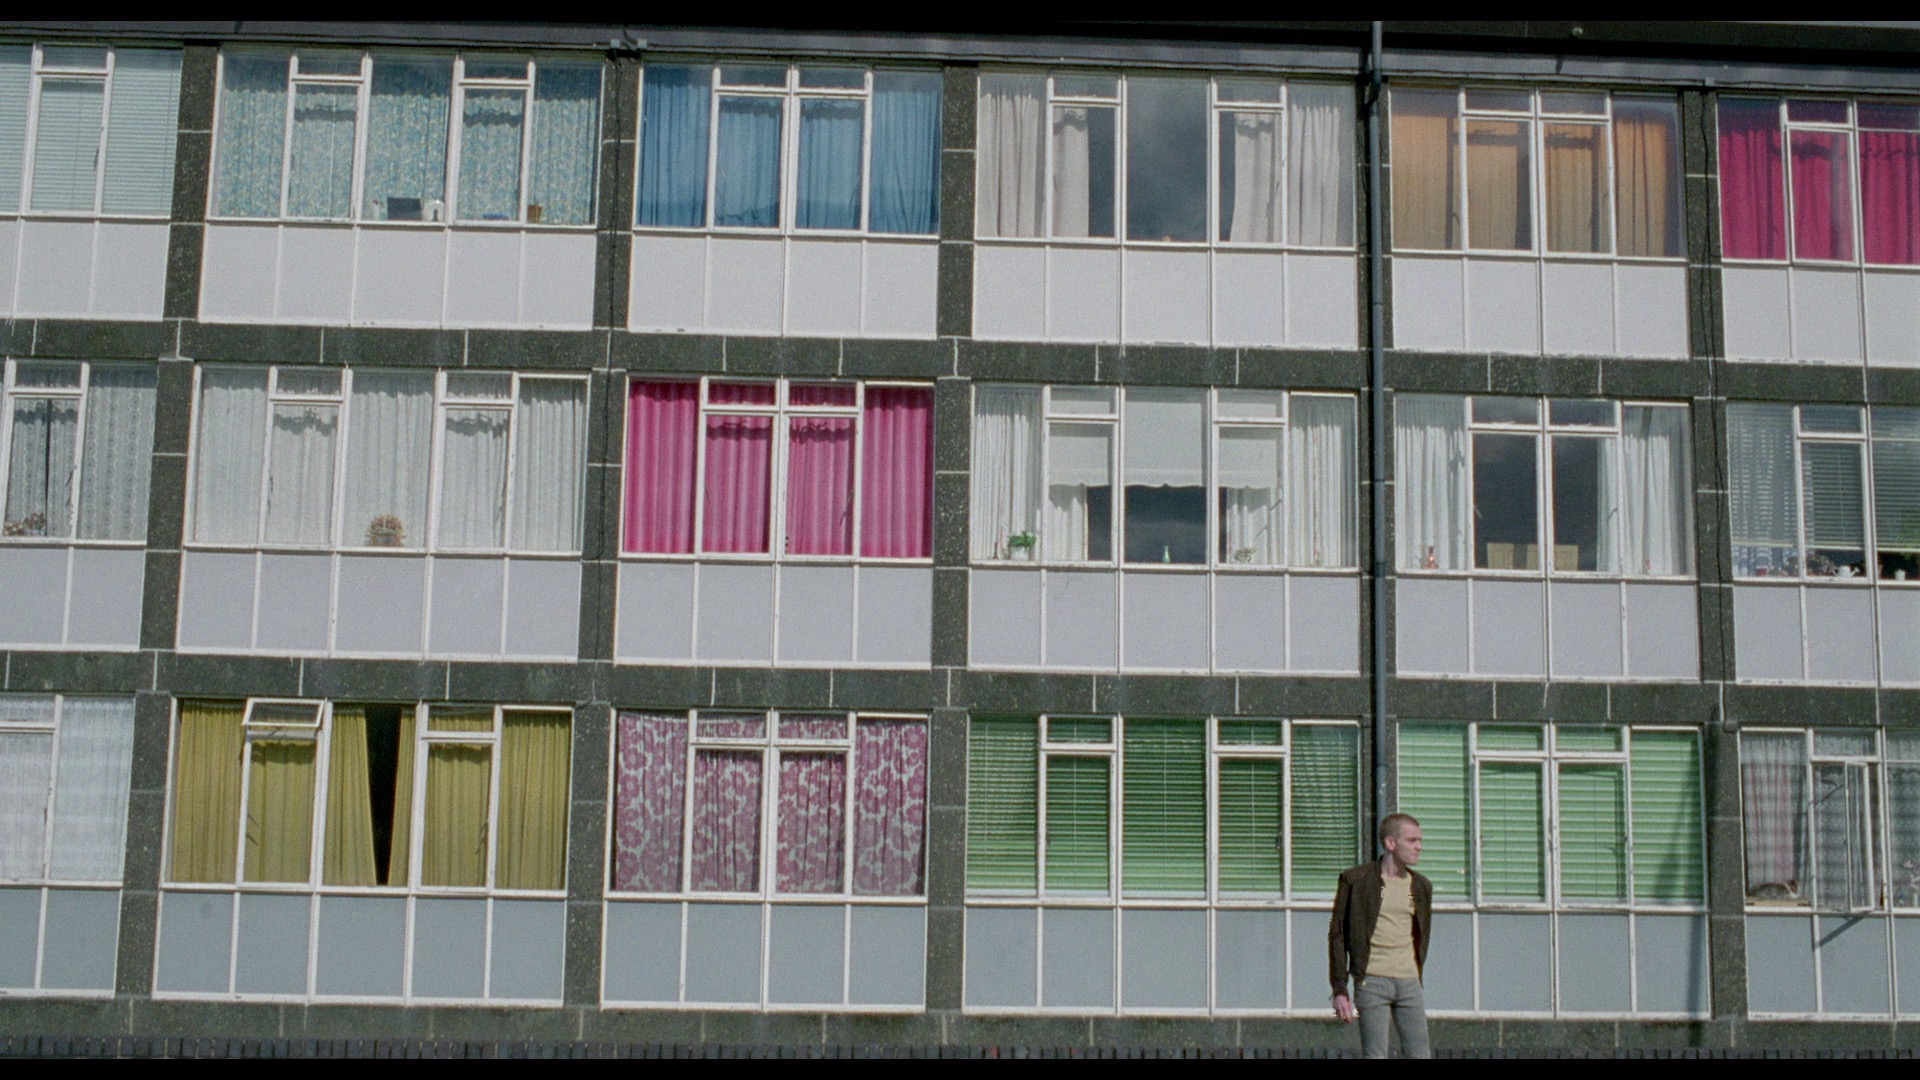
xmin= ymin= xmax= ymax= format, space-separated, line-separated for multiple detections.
xmin=689 ymin=750 xmax=762 ymax=892
xmin=785 ymin=417 xmax=855 ymax=555
xmin=776 ymin=753 xmax=847 ymax=893
xmin=1790 ymin=129 xmax=1855 ymax=261
xmin=851 ymin=719 xmax=928 ymax=896
xmin=1718 ymin=99 xmax=1786 ymax=260
xmin=624 ymin=382 xmax=698 ymax=553
xmin=701 ymin=429 xmax=772 ymax=554
xmin=611 ymin=712 xmax=688 ymax=892
xmin=859 ymin=387 xmax=933 ymax=558
xmin=1862 ymin=129 xmax=1920 ymax=265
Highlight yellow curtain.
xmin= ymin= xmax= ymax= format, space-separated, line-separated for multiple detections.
xmin=322 ymin=706 xmax=375 ymax=887
xmin=1614 ymin=99 xmax=1680 ymax=257
xmin=169 ymin=700 xmax=245 ymax=883
xmin=387 ymin=707 xmax=417 ymax=886
xmin=1545 ymin=122 xmax=1609 ymax=253
xmin=496 ymin=711 xmax=572 ymax=891
xmin=1467 ymin=118 xmax=1530 ymax=250
xmin=243 ymin=737 xmax=317 ymax=883
xmin=422 ymin=742 xmax=492 ymax=887
xmin=430 ymin=707 xmax=494 ymax=733
xmin=1389 ymin=88 xmax=1460 ymax=250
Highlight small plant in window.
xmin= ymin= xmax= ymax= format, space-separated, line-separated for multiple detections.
xmin=1230 ymin=546 xmax=1257 ymax=564
xmin=366 ymin=514 xmax=407 ymax=547
xmin=3 ymin=512 xmax=47 ymax=537
xmin=1007 ymin=531 xmax=1036 ymax=559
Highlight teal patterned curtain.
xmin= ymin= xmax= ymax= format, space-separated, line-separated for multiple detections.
xmin=528 ymin=61 xmax=600 ymax=225
xmin=285 ymin=82 xmax=355 ymax=219
xmin=363 ymin=57 xmax=450 ymax=221
xmin=456 ymin=88 xmax=524 ymax=221
xmin=212 ymin=53 xmax=288 ymax=218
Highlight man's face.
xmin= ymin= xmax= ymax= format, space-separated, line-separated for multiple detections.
xmin=1386 ymin=823 xmax=1423 ymax=867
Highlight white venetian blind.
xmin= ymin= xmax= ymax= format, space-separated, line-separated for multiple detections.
xmin=29 ymin=76 xmax=105 ymax=211
xmin=101 ymin=48 xmax=181 ymax=215
xmin=0 ymin=47 xmax=30 ymax=211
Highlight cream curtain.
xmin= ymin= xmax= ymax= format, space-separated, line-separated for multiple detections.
xmin=190 ymin=370 xmax=268 ymax=543
xmin=970 ymin=386 xmax=1042 ymax=560
xmin=1467 ymin=118 xmax=1531 ymax=250
xmin=496 ymin=711 xmax=571 ymax=891
xmin=1047 ymin=422 xmax=1111 ymax=562
xmin=342 ymin=371 xmax=433 ymax=549
xmin=1217 ymin=427 xmax=1283 ymax=565
xmin=322 ymin=706 xmax=375 ymax=886
xmin=263 ymin=402 xmax=338 ymax=545
xmin=1613 ymin=98 xmax=1681 ymax=258
xmin=243 ymin=736 xmax=316 ymax=883
xmin=422 ymin=741 xmax=492 ymax=887
xmin=1395 ymin=395 xmax=1470 ymax=570
xmin=1623 ymin=405 xmax=1693 ymax=576
xmin=1545 ymin=122 xmax=1609 ymax=253
xmin=1224 ymin=111 xmax=1283 ymax=243
xmin=1388 ymin=88 xmax=1459 ymax=250
xmin=1052 ymin=105 xmax=1093 ymax=238
xmin=169 ymin=701 xmax=244 ymax=883
xmin=508 ymin=380 xmax=587 ymax=552
xmin=47 ymin=697 xmax=136 ymax=883
xmin=1287 ymin=396 xmax=1357 ymax=568
xmin=976 ymin=74 xmax=1044 ymax=238
xmin=0 ymin=730 xmax=52 ymax=881
xmin=1287 ymin=83 xmax=1355 ymax=246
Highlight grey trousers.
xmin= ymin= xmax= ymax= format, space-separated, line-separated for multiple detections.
xmin=1356 ymin=974 xmax=1430 ymax=1059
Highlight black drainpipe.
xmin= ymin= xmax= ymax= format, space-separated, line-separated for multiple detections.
xmin=1366 ymin=21 xmax=1390 ymax=841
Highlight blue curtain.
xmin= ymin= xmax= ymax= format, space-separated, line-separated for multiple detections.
xmin=213 ymin=53 xmax=288 ymax=217
xmin=286 ymin=82 xmax=356 ymax=219
xmin=528 ymin=61 xmax=601 ymax=225
xmin=869 ymin=71 xmax=940 ymax=235
xmin=637 ymin=64 xmax=710 ymax=227
xmin=457 ymin=88 xmax=525 ymax=221
xmin=363 ymin=58 xmax=450 ymax=221
xmin=714 ymin=95 xmax=781 ymax=228
xmin=796 ymin=98 xmax=862 ymax=229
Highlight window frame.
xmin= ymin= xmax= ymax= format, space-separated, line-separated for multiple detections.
xmin=7 ymin=42 xmax=178 ymax=219
xmin=0 ymin=358 xmax=154 ymax=546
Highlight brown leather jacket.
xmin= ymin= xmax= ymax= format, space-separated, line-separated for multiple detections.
xmin=1328 ymin=861 xmax=1433 ymax=998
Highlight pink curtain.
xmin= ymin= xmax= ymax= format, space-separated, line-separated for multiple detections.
xmin=1862 ymin=129 xmax=1920 ymax=265
xmin=690 ymin=750 xmax=762 ymax=892
xmin=624 ymin=383 xmax=698 ymax=553
xmin=785 ymin=417 xmax=855 ymax=555
xmin=1791 ymin=129 xmax=1855 ymax=261
xmin=852 ymin=719 xmax=928 ymax=896
xmin=791 ymin=384 xmax=856 ymax=407
xmin=859 ymin=387 xmax=934 ymax=558
xmin=611 ymin=712 xmax=687 ymax=892
xmin=776 ymin=753 xmax=847 ymax=893
xmin=780 ymin=714 xmax=847 ymax=739
xmin=701 ymin=414 xmax=772 ymax=554
xmin=1718 ymin=99 xmax=1786 ymax=260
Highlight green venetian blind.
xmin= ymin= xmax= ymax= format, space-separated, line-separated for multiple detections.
xmin=0 ymin=47 xmax=28 ymax=211
xmin=1121 ymin=719 xmax=1206 ymax=897
xmin=1557 ymin=764 xmax=1627 ymax=900
xmin=1217 ymin=757 xmax=1282 ymax=896
xmin=965 ymin=717 xmax=1038 ymax=894
xmin=1629 ymin=730 xmax=1705 ymax=902
xmin=1479 ymin=762 xmax=1546 ymax=901
xmin=1292 ymin=724 xmax=1361 ymax=896
xmin=1395 ymin=723 xmax=1470 ymax=898
xmin=1045 ymin=755 xmax=1111 ymax=894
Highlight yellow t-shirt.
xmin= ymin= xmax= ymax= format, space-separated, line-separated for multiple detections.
xmin=1365 ymin=873 xmax=1420 ymax=979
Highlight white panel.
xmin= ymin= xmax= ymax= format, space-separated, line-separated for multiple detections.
xmin=1212 ymin=572 xmax=1287 ymax=673
xmin=64 ymin=547 xmax=145 ymax=649
xmin=1396 ymin=577 xmax=1470 ymax=675
xmin=1046 ymin=246 xmax=1120 ymax=342
xmin=1732 ymin=584 xmax=1804 ymax=682
xmin=0 ymin=545 xmax=67 ymax=644
xmin=255 ymin=552 xmax=331 ymax=652
xmin=705 ymin=236 xmax=785 ymax=335
xmin=1470 ymin=577 xmax=1546 ymax=677
xmin=175 ymin=550 xmax=257 ymax=651
xmin=628 ymin=234 xmax=711 ymax=333
xmin=1539 ymin=261 xmax=1614 ymax=356
xmin=861 ymin=240 xmax=938 ymax=339
xmin=1210 ymin=250 xmax=1285 ymax=347
xmin=199 ymin=223 xmax=280 ymax=321
xmin=1864 ymin=271 xmax=1920 ymax=368
xmin=16 ymin=219 xmax=95 ymax=316
xmin=1122 ymin=248 xmax=1208 ymax=345
xmin=1613 ymin=263 xmax=1690 ymax=359
xmin=1464 ymin=257 xmax=1540 ymax=354
xmin=519 ymin=231 xmax=596 ymax=329
xmin=1803 ymin=586 xmax=1876 ymax=683
xmin=502 ymin=558 xmax=580 ymax=658
xmin=615 ymin=560 xmax=697 ymax=663
xmin=352 ymin=228 xmax=447 ymax=326
xmin=970 ymin=568 xmax=1043 ymax=668
xmin=89 ymin=222 xmax=169 ymax=318
xmin=694 ymin=562 xmax=774 ymax=663
xmin=1389 ymin=255 xmax=1464 ymax=351
xmin=427 ymin=557 xmax=506 ymax=656
xmin=1120 ymin=571 xmax=1208 ymax=671
xmin=1722 ymin=266 xmax=1792 ymax=361
xmin=854 ymin=565 xmax=932 ymax=666
xmin=1791 ymin=267 xmax=1864 ymax=364
xmin=333 ymin=554 xmax=427 ymax=655
xmin=971 ymin=244 xmax=1047 ymax=341
xmin=443 ymin=229 xmax=524 ymax=326
xmin=1284 ymin=251 xmax=1359 ymax=348
xmin=776 ymin=563 xmax=856 ymax=664
xmin=785 ymin=238 xmax=863 ymax=338
xmin=1289 ymin=574 xmax=1360 ymax=673
xmin=271 ymin=225 xmax=355 ymax=324
xmin=1879 ymin=587 xmax=1920 ymax=684
xmin=1045 ymin=569 xmax=1119 ymax=670
xmin=0 ymin=221 xmax=18 ymax=316
xmin=1548 ymin=581 xmax=1624 ymax=678
xmin=1624 ymin=582 xmax=1699 ymax=680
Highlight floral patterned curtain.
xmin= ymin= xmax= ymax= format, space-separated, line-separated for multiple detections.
xmin=611 ymin=712 xmax=687 ymax=892
xmin=852 ymin=719 xmax=928 ymax=896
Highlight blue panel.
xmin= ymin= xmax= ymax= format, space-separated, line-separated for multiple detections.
xmin=37 ymin=889 xmax=117 ymax=992
xmin=1478 ymin=912 xmax=1551 ymax=1012
xmin=333 ymin=555 xmax=426 ymax=654
xmin=1396 ymin=578 xmax=1469 ymax=675
xmin=970 ymin=569 xmax=1042 ymax=668
xmin=488 ymin=898 xmax=565 ymax=1002
xmin=1634 ymin=914 xmax=1709 ymax=1016
xmin=0 ymin=888 xmax=42 ymax=988
xmin=1732 ymin=585 xmax=1804 ymax=681
xmin=1120 ymin=908 xmax=1207 ymax=1010
xmin=233 ymin=891 xmax=310 ymax=995
xmin=848 ymin=905 xmax=924 ymax=1007
xmin=601 ymin=901 xmax=682 ymax=1004
xmin=1045 ymin=570 xmax=1118 ymax=671
xmin=1289 ymin=575 xmax=1359 ymax=673
xmin=1745 ymin=914 xmax=1817 ymax=1014
xmin=1212 ymin=573 xmax=1287 ymax=674
xmin=1549 ymin=582 xmax=1623 ymax=678
xmin=1804 ymin=588 xmax=1877 ymax=684
xmin=1215 ymin=908 xmax=1286 ymax=1010
xmin=154 ymin=891 xmax=234 ymax=994
xmin=964 ymin=906 xmax=1036 ymax=1009
xmin=312 ymin=895 xmax=406 ymax=998
xmin=1289 ymin=908 xmax=1327 ymax=1010
xmin=255 ymin=553 xmax=332 ymax=652
xmin=176 ymin=551 xmax=257 ymax=650
xmin=1554 ymin=913 xmax=1630 ymax=1013
xmin=1420 ymin=912 xmax=1475 ymax=1012
xmin=410 ymin=897 xmax=487 ymax=999
xmin=1041 ymin=907 xmax=1113 ymax=1009
xmin=427 ymin=557 xmax=505 ymax=656
xmin=1472 ymin=579 xmax=1546 ymax=678
xmin=767 ymin=903 xmax=846 ymax=1005
xmin=1818 ymin=914 xmax=1891 ymax=1016
xmin=776 ymin=565 xmax=855 ymax=665
xmin=683 ymin=902 xmax=762 ymax=1004
xmin=1121 ymin=573 xmax=1208 ymax=672
xmin=694 ymin=563 xmax=774 ymax=664
xmin=503 ymin=559 xmax=580 ymax=658
xmin=615 ymin=562 xmax=695 ymax=662
xmin=65 ymin=548 xmax=144 ymax=648
xmin=0 ymin=546 xmax=66 ymax=644
xmin=854 ymin=566 xmax=932 ymax=667
xmin=1624 ymin=583 xmax=1699 ymax=680
xmin=1897 ymin=917 xmax=1920 ymax=1017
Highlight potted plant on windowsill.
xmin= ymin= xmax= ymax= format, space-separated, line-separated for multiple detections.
xmin=1007 ymin=531 xmax=1037 ymax=561
xmin=366 ymin=514 xmax=407 ymax=547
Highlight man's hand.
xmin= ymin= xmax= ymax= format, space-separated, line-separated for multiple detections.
xmin=1332 ymin=993 xmax=1357 ymax=1023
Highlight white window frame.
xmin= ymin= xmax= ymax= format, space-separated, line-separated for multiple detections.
xmin=10 ymin=42 xmax=179 ymax=219
xmin=0 ymin=358 xmax=151 ymax=546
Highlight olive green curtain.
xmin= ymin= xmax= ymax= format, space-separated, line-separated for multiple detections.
xmin=1466 ymin=118 xmax=1530 ymax=250
xmin=169 ymin=700 xmax=245 ymax=883
xmin=1545 ymin=121 xmax=1609 ymax=253
xmin=243 ymin=737 xmax=317 ymax=883
xmin=422 ymin=742 xmax=492 ymax=887
xmin=387 ymin=707 xmax=416 ymax=885
xmin=496 ymin=711 xmax=571 ymax=890
xmin=322 ymin=705 xmax=376 ymax=886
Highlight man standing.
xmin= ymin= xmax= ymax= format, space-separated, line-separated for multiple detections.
xmin=1328 ymin=812 xmax=1432 ymax=1058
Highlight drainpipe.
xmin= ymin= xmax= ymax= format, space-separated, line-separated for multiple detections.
xmin=1366 ymin=21 xmax=1390 ymax=843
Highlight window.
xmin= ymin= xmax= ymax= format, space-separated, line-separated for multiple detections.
xmin=0 ymin=694 xmax=135 ymax=886
xmin=1741 ymin=728 xmax=1920 ymax=912
xmin=188 ymin=366 xmax=587 ymax=553
xmin=1720 ymin=98 xmax=1920 ymax=265
xmin=636 ymin=62 xmax=940 ymax=235
xmin=1727 ymin=403 xmax=1920 ymax=581
xmin=166 ymin=699 xmax=571 ymax=892
xmin=1390 ymin=87 xmax=1681 ymax=257
xmin=964 ymin=715 xmax=1361 ymax=899
xmin=971 ymin=386 xmax=1356 ymax=567
xmin=211 ymin=51 xmax=601 ymax=225
xmin=1396 ymin=722 xmax=1704 ymax=905
xmin=977 ymin=72 xmax=1353 ymax=246
xmin=1395 ymin=395 xmax=1693 ymax=575
xmin=2 ymin=360 xmax=156 ymax=542
xmin=623 ymin=378 xmax=932 ymax=559
xmin=608 ymin=710 xmax=928 ymax=898
xmin=0 ymin=44 xmax=181 ymax=216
